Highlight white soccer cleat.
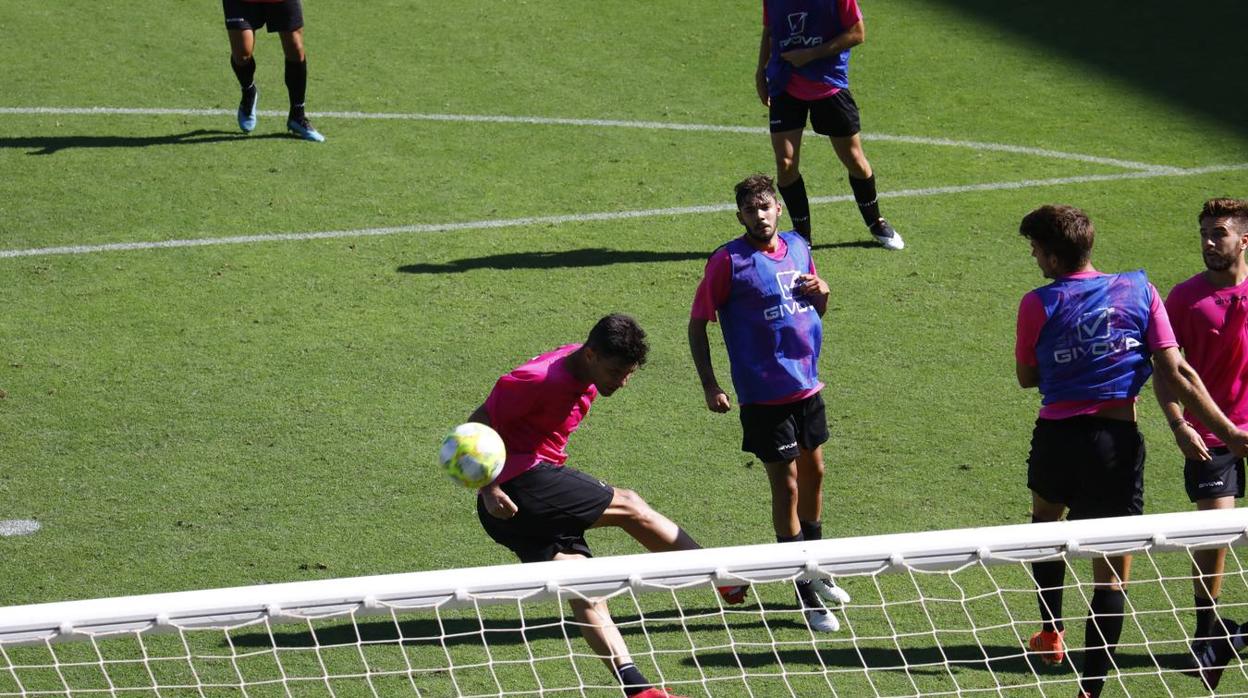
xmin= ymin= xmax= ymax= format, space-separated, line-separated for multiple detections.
xmin=870 ymin=219 xmax=905 ymax=250
xmin=815 ymin=578 xmax=851 ymax=605
xmin=805 ymin=608 xmax=841 ymax=632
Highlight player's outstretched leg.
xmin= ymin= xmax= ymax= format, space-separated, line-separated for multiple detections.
xmin=831 ymin=134 xmax=903 ymax=250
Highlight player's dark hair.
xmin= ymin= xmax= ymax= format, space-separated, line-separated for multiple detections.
xmin=585 ymin=313 xmax=649 ymax=366
xmin=1019 ymin=204 xmax=1094 ymax=273
xmin=1199 ymin=198 xmax=1248 ymax=226
xmin=734 ymin=174 xmax=778 ymax=209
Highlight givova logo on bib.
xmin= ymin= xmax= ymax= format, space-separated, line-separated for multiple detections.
xmin=781 ymin=13 xmax=823 ymax=48
xmin=1053 ymin=307 xmax=1141 ymax=364
xmin=764 ymin=270 xmax=814 ymax=321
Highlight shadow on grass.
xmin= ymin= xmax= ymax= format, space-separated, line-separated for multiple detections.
xmin=396 ymin=240 xmax=885 ymax=274
xmin=0 ymin=129 xmax=290 ymax=155
xmin=397 ymin=248 xmax=708 ymax=273
xmin=925 ymin=0 xmax=1248 ymax=142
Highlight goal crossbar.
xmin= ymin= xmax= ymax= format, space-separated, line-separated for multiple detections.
xmin=3 ymin=509 xmax=1244 ymax=647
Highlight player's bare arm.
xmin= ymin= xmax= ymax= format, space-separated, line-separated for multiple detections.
xmin=467 ymin=403 xmax=519 ymax=519
xmin=1016 ymin=362 xmax=1039 ymax=389
xmin=756 ymin=25 xmax=772 ymax=106
xmin=688 ymin=318 xmax=732 ymax=413
xmin=794 ymin=273 xmax=830 ymax=316
xmin=1153 ymin=347 xmax=1248 ymax=456
xmin=781 ymin=20 xmax=865 ymax=67
xmin=1153 ymin=367 xmax=1213 ymax=462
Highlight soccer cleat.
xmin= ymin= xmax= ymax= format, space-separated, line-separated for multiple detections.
xmin=716 ymin=584 xmax=750 ymax=605
xmin=1028 ymin=629 xmax=1066 ymax=666
xmin=287 ymin=116 xmax=326 ymax=142
xmin=237 ymin=85 xmax=258 ymax=133
xmin=805 ymin=608 xmax=841 ymax=632
xmin=814 ymin=578 xmax=851 ymax=605
xmin=870 ymin=218 xmax=905 ymax=250
xmin=633 ymin=688 xmax=688 ymax=698
xmin=1182 ymin=640 xmax=1231 ymax=690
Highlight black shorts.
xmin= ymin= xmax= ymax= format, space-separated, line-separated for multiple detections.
xmin=1027 ymin=416 xmax=1145 ymax=520
xmin=223 ymin=0 xmax=304 ymax=33
xmin=1185 ymin=447 xmax=1246 ymax=502
xmin=739 ymin=392 xmax=829 ymax=463
xmin=769 ymin=89 xmax=861 ymax=138
xmin=477 ymin=462 xmax=614 ymax=563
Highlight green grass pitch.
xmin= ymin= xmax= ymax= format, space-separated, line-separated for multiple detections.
xmin=2 ymin=1 xmax=1247 ymax=695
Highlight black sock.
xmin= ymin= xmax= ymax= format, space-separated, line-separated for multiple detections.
xmin=799 ymin=520 xmax=822 ymax=542
xmin=230 ymin=56 xmax=256 ymax=90
xmin=614 ymin=663 xmax=649 ymax=697
xmin=1080 ymin=588 xmax=1126 ymax=698
xmin=1196 ymin=595 xmax=1219 ymax=640
xmin=1031 ymin=559 xmax=1066 ymax=633
xmin=777 ymin=177 xmax=812 ymax=238
xmin=285 ymin=60 xmax=308 ymax=120
xmin=848 ymin=174 xmax=882 ymax=228
xmin=778 ymin=531 xmax=821 ymax=609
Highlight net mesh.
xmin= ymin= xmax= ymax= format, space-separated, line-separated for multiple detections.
xmin=3 ymin=516 xmax=1246 ymax=697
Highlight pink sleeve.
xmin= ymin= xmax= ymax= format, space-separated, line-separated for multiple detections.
xmin=1015 ymin=291 xmax=1045 ymax=366
xmin=838 ymin=0 xmax=863 ymax=27
xmin=1146 ymin=284 xmax=1179 ymax=351
xmin=483 ymin=372 xmax=538 ymax=433
xmin=691 ymin=249 xmax=732 ymax=322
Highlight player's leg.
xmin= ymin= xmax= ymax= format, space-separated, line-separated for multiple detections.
xmin=768 ymin=92 xmax=812 ymax=241
xmin=817 ymin=89 xmax=902 ymax=250
xmin=223 ymin=1 xmax=259 ymax=135
xmin=1078 ymin=555 xmax=1131 ymax=698
xmin=1193 ymin=495 xmax=1234 ymax=634
xmin=275 ymin=1 xmax=324 ymax=142
xmin=1027 ymin=491 xmax=1069 ymax=665
xmin=592 ymin=487 xmax=700 ymax=553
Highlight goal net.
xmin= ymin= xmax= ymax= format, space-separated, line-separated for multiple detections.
xmin=2 ymin=509 xmax=1246 ymax=698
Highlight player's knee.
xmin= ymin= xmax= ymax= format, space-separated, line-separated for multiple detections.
xmin=775 ymin=156 xmax=799 ymax=177
xmin=616 ymin=489 xmax=658 ymax=524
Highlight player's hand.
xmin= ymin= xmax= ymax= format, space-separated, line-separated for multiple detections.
xmin=1223 ymin=428 xmax=1248 ymax=458
xmin=755 ymin=70 xmax=770 ymax=107
xmin=1173 ymin=423 xmax=1211 ymax=462
xmin=793 ymin=273 xmax=829 ymax=299
xmin=704 ymin=385 xmax=732 ymax=413
xmin=480 ymin=483 xmax=518 ymax=519
xmin=781 ymin=48 xmax=818 ymax=67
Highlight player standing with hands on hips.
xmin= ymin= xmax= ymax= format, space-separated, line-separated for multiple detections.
xmin=222 ymin=0 xmax=325 ymax=142
xmin=757 ymin=0 xmax=902 ymax=249
xmin=1014 ymin=204 xmax=1248 ymax=698
xmin=1154 ymin=198 xmax=1248 ymax=690
xmin=688 ymin=174 xmax=850 ymax=633
xmin=468 ymin=314 xmax=746 ymax=698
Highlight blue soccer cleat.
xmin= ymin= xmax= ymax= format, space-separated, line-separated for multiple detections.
xmin=287 ymin=116 xmax=326 ymax=143
xmin=237 ymin=85 xmax=258 ymax=134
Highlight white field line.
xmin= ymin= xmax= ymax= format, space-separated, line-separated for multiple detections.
xmin=3 ymin=163 xmax=1245 ymax=260
xmin=0 ymin=106 xmax=1172 ymax=172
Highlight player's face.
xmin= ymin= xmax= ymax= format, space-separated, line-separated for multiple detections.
xmin=1200 ymin=216 xmax=1247 ymax=272
xmin=736 ymin=194 xmax=782 ymax=243
xmin=590 ymin=356 xmax=638 ymax=397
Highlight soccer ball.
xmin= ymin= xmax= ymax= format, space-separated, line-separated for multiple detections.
xmin=438 ymin=422 xmax=506 ymax=488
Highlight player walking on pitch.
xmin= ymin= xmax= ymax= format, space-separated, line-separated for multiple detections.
xmin=1015 ymin=204 xmax=1248 ymax=698
xmin=223 ymin=0 xmax=325 ymax=142
xmin=469 ymin=314 xmax=743 ymax=698
xmin=688 ymin=174 xmax=850 ymax=633
xmin=756 ymin=0 xmax=902 ymax=249
xmin=1155 ymin=198 xmax=1248 ymax=690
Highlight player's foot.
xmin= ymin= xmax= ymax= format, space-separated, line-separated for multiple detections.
xmin=804 ymin=608 xmax=841 ymax=632
xmin=814 ymin=578 xmax=851 ymax=605
xmin=716 ymin=584 xmax=750 ymax=605
xmin=633 ymin=687 xmax=687 ymax=698
xmin=1182 ymin=640 xmax=1230 ymax=690
xmin=287 ymin=116 xmax=326 ymax=142
xmin=237 ymin=85 xmax=258 ymax=134
xmin=870 ymin=218 xmax=905 ymax=250
xmin=1028 ymin=629 xmax=1065 ymax=666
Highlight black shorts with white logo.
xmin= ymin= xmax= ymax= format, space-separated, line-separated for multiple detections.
xmin=477 ymin=462 xmax=614 ymax=563
xmin=739 ymin=392 xmax=829 ymax=463
xmin=1027 ymin=416 xmax=1145 ymax=520
xmin=1184 ymin=447 xmax=1246 ymax=502
xmin=769 ymin=89 xmax=861 ymax=137
xmin=223 ymin=0 xmax=304 ymax=33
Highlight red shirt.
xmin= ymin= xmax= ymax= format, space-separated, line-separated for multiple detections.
xmin=483 ymin=344 xmax=596 ymax=485
xmin=1166 ymin=273 xmax=1248 ymax=447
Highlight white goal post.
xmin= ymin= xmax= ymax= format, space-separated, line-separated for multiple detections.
xmin=3 ymin=509 xmax=1247 ymax=697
